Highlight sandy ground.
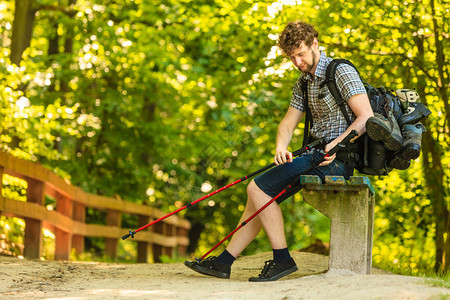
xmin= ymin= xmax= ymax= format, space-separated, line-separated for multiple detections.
xmin=0 ymin=251 xmax=449 ymax=300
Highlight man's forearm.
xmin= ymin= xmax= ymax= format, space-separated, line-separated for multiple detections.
xmin=275 ymin=123 xmax=293 ymax=151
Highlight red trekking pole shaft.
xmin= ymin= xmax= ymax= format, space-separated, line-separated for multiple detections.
xmin=122 ymin=139 xmax=325 ymax=240
xmin=199 ymin=130 xmax=358 ymax=260
xmin=200 ymin=187 xmax=290 ymax=259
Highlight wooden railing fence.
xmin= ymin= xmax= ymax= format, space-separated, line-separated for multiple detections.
xmin=0 ymin=150 xmax=190 ymax=262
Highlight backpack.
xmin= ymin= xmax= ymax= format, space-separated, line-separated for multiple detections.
xmin=302 ymin=59 xmax=404 ymax=176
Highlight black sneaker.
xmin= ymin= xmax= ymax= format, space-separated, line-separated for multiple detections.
xmin=248 ymin=258 xmax=298 ymax=282
xmin=184 ymin=256 xmax=231 ymax=279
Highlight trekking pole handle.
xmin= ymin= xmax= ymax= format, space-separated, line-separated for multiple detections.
xmin=327 ymin=130 xmax=358 ymax=157
xmin=292 ymin=138 xmax=325 ymax=157
xmin=122 ymin=230 xmax=135 ymax=240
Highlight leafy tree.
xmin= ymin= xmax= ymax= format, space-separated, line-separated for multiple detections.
xmin=1 ymin=0 xmax=448 ymax=275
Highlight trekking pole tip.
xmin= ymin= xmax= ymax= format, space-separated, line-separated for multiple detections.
xmin=122 ymin=230 xmax=135 ymax=240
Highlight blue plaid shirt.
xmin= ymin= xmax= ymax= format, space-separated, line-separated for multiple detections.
xmin=290 ymin=52 xmax=366 ymax=141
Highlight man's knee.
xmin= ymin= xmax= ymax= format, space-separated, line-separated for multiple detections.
xmin=247 ymin=180 xmax=270 ymax=201
xmin=247 ymin=180 xmax=261 ymax=197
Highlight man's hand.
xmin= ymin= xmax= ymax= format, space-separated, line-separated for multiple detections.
xmin=274 ymin=149 xmax=293 ymax=165
xmin=319 ymin=142 xmax=336 ymax=166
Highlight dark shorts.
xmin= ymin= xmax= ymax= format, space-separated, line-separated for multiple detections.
xmin=254 ymin=149 xmax=349 ymax=204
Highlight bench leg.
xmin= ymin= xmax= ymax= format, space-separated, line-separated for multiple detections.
xmin=328 ymin=189 xmax=372 ymax=274
xmin=366 ymin=194 xmax=375 ymax=274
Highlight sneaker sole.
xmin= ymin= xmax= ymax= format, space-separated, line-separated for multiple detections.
xmin=184 ymin=260 xmax=230 ymax=279
xmin=366 ymin=118 xmax=403 ymax=151
xmin=248 ymin=265 xmax=298 ymax=282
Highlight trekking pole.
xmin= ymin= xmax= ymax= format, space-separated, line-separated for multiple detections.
xmin=198 ymin=130 xmax=358 ymax=260
xmin=121 ymin=138 xmax=325 ymax=240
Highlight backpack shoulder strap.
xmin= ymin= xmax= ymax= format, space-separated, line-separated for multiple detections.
xmin=301 ymin=79 xmax=313 ymax=146
xmin=324 ymin=59 xmax=360 ymax=126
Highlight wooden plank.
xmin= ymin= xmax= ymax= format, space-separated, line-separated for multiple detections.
xmin=324 ymin=175 xmax=346 ymax=185
xmin=45 ymin=173 xmax=78 ymax=201
xmin=300 ymin=175 xmax=322 ymax=185
xmin=178 ymin=218 xmax=191 ymax=230
xmin=177 ymin=236 xmax=190 ymax=247
xmin=120 ymin=201 xmax=153 ymax=216
xmin=4 ymin=198 xmax=74 ymax=233
xmin=1 ymin=153 xmax=48 ymax=185
xmin=3 ymin=198 xmax=184 ymax=249
xmin=349 ymin=176 xmax=375 ymax=195
xmin=5 ymin=198 xmax=184 ymax=248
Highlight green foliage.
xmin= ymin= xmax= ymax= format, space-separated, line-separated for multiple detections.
xmin=424 ymin=275 xmax=450 ymax=289
xmin=0 ymin=0 xmax=448 ymax=278
xmin=0 ymin=216 xmax=24 ymax=256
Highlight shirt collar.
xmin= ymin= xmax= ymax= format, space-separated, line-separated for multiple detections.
xmin=302 ymin=52 xmax=330 ymax=82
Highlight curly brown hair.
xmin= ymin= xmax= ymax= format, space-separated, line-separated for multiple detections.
xmin=277 ymin=21 xmax=319 ymax=57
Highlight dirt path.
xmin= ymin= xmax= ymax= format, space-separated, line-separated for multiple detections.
xmin=0 ymin=251 xmax=449 ymax=299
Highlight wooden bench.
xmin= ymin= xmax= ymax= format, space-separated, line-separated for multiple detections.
xmin=300 ymin=175 xmax=375 ymax=274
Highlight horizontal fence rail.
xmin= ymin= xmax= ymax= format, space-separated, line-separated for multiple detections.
xmin=0 ymin=150 xmax=190 ymax=262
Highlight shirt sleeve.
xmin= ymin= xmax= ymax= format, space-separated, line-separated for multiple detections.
xmin=335 ymin=64 xmax=367 ymax=102
xmin=290 ymin=78 xmax=306 ymax=112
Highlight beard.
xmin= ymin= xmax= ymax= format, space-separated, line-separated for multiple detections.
xmin=299 ymin=48 xmax=317 ymax=74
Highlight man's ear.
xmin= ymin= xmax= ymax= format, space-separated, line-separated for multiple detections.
xmin=312 ymin=38 xmax=319 ymax=50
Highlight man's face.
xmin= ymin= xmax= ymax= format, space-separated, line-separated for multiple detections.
xmin=289 ymin=41 xmax=317 ymax=74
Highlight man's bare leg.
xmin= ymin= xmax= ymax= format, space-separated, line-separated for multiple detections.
xmin=226 ymin=180 xmax=287 ymax=258
xmin=184 ymin=179 xmax=295 ymax=280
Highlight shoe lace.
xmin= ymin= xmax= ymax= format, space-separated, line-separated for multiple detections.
xmin=258 ymin=260 xmax=276 ymax=278
xmin=198 ymin=256 xmax=217 ymax=267
xmin=381 ymin=94 xmax=400 ymax=128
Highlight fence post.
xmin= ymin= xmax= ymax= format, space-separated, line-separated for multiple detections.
xmin=137 ymin=215 xmax=152 ymax=263
xmin=72 ymin=202 xmax=85 ymax=254
xmin=152 ymin=222 xmax=163 ymax=262
xmin=54 ymin=193 xmax=73 ymax=260
xmin=23 ymin=177 xmax=45 ymax=259
xmin=177 ymin=226 xmax=188 ymax=256
xmin=164 ymin=224 xmax=174 ymax=258
xmin=0 ymin=166 xmax=3 ymax=213
xmin=105 ymin=210 xmax=121 ymax=259
xmin=0 ymin=166 xmax=3 ymax=202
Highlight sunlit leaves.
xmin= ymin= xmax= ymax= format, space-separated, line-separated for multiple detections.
xmin=1 ymin=0 xmax=448 ymax=272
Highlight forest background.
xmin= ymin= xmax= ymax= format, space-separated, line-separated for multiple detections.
xmin=0 ymin=0 xmax=448 ymax=276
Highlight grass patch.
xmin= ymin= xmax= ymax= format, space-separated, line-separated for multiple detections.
xmin=373 ymin=259 xmax=450 ymax=290
xmin=423 ymin=274 xmax=450 ymax=289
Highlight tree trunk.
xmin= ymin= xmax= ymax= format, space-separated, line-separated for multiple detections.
xmin=11 ymin=0 xmax=36 ymax=65
xmin=413 ymin=32 xmax=447 ymax=273
xmin=431 ymin=0 xmax=450 ymax=271
xmin=430 ymin=0 xmax=450 ymax=130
